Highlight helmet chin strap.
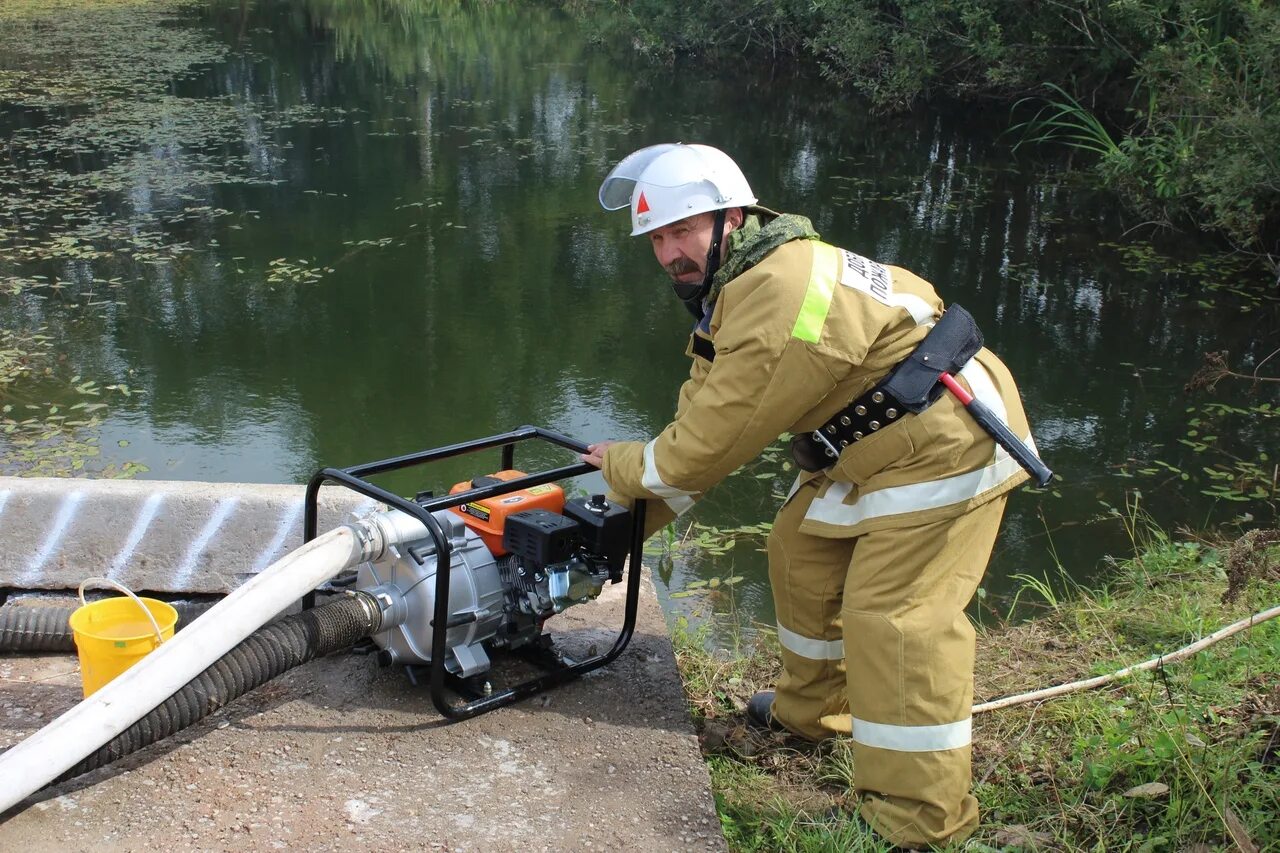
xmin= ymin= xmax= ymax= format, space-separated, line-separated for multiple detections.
xmin=672 ymin=207 xmax=728 ymax=321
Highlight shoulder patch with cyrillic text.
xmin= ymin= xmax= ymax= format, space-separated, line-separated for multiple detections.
xmin=838 ymin=249 xmax=893 ymax=306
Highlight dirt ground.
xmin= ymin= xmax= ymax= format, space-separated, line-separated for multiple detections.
xmin=0 ymin=574 xmax=726 ymax=852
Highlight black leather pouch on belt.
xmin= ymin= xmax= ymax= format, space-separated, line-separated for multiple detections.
xmin=882 ymin=303 xmax=983 ymax=412
xmin=789 ymin=304 xmax=984 ymax=473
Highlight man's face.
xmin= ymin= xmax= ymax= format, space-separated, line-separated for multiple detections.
xmin=648 ymin=213 xmax=716 ymax=285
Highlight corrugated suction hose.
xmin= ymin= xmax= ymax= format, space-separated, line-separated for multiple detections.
xmin=0 ymin=524 xmax=382 ymax=814
xmin=55 ymin=592 xmax=380 ymax=783
xmin=0 ymin=601 xmax=218 ymax=653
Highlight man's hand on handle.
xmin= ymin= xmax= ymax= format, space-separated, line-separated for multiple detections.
xmin=581 ymin=441 xmax=618 ymax=468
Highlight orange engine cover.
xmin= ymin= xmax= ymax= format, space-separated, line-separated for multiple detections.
xmin=448 ymin=470 xmax=565 ymax=556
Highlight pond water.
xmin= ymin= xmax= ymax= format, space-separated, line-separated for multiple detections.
xmin=2 ymin=0 xmax=1276 ymax=632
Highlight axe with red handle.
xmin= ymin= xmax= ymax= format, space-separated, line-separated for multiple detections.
xmin=938 ymin=373 xmax=1054 ymax=488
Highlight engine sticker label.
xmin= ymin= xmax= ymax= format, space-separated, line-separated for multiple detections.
xmin=461 ymin=502 xmax=491 ymax=522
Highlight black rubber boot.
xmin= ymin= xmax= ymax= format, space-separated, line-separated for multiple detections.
xmin=746 ymin=690 xmax=787 ymax=732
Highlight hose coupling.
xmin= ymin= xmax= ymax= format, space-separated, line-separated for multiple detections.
xmin=344 ymin=589 xmax=384 ymax=634
xmin=350 ymin=517 xmax=387 ymax=564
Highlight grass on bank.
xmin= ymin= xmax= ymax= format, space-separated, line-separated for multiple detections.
xmin=672 ymin=527 xmax=1280 ymax=851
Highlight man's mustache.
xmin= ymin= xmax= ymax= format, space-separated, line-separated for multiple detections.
xmin=665 ymin=257 xmax=701 ymax=277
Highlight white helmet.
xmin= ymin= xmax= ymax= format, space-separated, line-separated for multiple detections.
xmin=598 ymin=143 xmax=757 ymax=236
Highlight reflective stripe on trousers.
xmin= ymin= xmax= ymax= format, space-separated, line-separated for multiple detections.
xmin=767 ymin=477 xmax=1008 ymax=847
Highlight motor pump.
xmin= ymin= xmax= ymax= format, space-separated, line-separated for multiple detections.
xmin=354 ymin=471 xmax=631 ymax=679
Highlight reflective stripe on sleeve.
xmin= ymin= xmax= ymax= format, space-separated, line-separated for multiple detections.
xmin=803 ymin=359 xmax=1027 ymax=528
xmin=777 ymin=622 xmax=844 ymax=660
xmin=641 ymin=440 xmax=696 ymax=499
xmin=791 ymin=243 xmax=839 ymax=343
xmin=664 ymin=494 xmax=694 ymax=516
xmin=852 ymin=716 xmax=972 ymax=752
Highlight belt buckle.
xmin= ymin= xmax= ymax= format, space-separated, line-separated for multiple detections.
xmin=811 ymin=430 xmax=840 ymax=460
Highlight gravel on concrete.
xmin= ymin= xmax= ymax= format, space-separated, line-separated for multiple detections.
xmin=0 ymin=571 xmax=727 ymax=852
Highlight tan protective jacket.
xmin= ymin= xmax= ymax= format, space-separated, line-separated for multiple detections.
xmin=601 ymin=237 xmax=1032 ymax=533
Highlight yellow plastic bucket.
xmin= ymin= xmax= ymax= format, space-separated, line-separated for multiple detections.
xmin=69 ymin=577 xmax=178 ymax=698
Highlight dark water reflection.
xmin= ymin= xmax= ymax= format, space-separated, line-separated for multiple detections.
xmin=2 ymin=0 xmax=1276 ymax=632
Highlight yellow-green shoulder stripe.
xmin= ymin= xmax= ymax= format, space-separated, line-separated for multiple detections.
xmin=791 ymin=242 xmax=839 ymax=343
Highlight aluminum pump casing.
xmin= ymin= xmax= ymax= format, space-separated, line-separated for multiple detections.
xmin=355 ymin=508 xmax=513 ymax=678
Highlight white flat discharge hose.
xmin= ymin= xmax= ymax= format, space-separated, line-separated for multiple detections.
xmin=0 ymin=523 xmax=377 ymax=814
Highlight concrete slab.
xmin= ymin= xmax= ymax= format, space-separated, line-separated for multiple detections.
xmin=0 ymin=477 xmax=373 ymax=594
xmin=0 ymin=571 xmax=725 ymax=852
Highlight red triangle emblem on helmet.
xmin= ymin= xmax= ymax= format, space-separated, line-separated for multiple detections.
xmin=636 ymin=192 xmax=650 ymax=214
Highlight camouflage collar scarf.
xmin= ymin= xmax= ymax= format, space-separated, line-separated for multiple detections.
xmin=707 ymin=208 xmax=820 ymax=304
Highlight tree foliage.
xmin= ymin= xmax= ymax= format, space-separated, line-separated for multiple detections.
xmin=569 ymin=0 xmax=1280 ymax=265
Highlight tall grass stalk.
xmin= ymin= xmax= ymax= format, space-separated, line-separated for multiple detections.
xmin=1012 ymin=82 xmax=1120 ymax=158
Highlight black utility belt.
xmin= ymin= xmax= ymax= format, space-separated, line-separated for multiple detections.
xmin=789 ymin=304 xmax=984 ymax=473
xmin=789 ymin=379 xmax=915 ymax=472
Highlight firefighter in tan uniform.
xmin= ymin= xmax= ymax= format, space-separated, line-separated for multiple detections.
xmin=584 ymin=144 xmax=1040 ymax=848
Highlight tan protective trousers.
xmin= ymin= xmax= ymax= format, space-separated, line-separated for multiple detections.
xmin=767 ymin=477 xmax=1007 ymax=847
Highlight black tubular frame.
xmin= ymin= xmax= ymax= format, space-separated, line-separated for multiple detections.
xmin=302 ymin=425 xmax=647 ymax=721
